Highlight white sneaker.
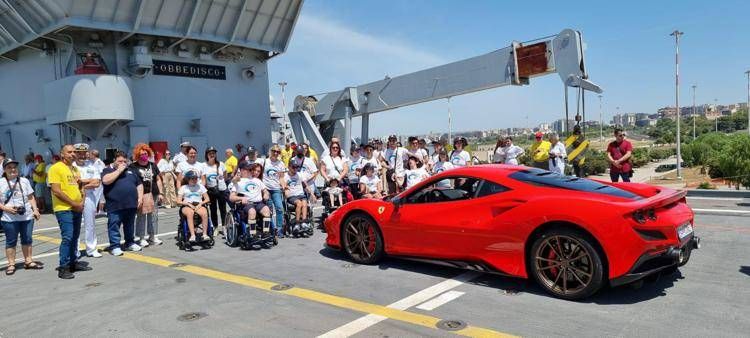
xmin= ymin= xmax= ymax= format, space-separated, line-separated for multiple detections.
xmin=127 ymin=243 xmax=142 ymax=252
xmin=149 ymin=237 xmax=163 ymax=246
xmin=139 ymin=239 xmax=150 ymax=247
xmin=87 ymin=251 xmax=103 ymax=258
xmin=111 ymin=248 xmax=123 ymax=256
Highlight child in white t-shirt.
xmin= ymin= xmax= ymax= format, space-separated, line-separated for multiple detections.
xmin=404 ymin=156 xmax=430 ymax=189
xmin=359 ymin=163 xmax=382 ymax=199
xmin=177 ymin=171 xmax=209 ymax=242
xmin=324 ymin=178 xmax=344 ymax=208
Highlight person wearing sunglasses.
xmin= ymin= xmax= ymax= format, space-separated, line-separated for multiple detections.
xmin=262 ymin=145 xmax=287 ymax=237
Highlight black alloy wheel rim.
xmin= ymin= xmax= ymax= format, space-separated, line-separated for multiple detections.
xmin=344 ymin=217 xmax=377 ymax=261
xmin=534 ymin=235 xmax=594 ymax=295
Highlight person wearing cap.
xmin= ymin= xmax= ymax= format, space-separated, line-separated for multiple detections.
xmin=177 ymin=170 xmax=210 ymax=242
xmin=229 ymin=162 xmax=272 ymax=232
xmin=289 ymin=146 xmax=319 ymax=201
xmin=1 ymin=158 xmax=43 ymax=275
xmin=172 ymin=142 xmax=191 ymax=167
xmin=283 ymin=161 xmax=312 ymax=230
xmin=548 ymin=133 xmax=567 ymax=175
xmin=204 ymin=147 xmax=228 ymax=233
xmin=101 ymin=151 xmax=144 ymax=257
xmin=380 ymin=135 xmax=408 ymax=194
xmin=175 ymin=145 xmax=206 ymax=189
xmin=157 ymin=149 xmax=178 ymax=208
xmin=404 ymin=155 xmax=430 ymax=189
xmin=449 ymin=137 xmax=472 ymax=168
xmin=130 ymin=143 xmax=164 ymax=247
xmin=49 ymin=144 xmax=89 ymax=279
xmin=32 ymin=154 xmax=47 ymax=213
xmin=262 ymin=145 xmax=287 ymax=237
xmin=73 ymin=143 xmax=104 ymax=258
xmin=531 ymin=132 xmax=551 ymax=170
xmin=242 ymin=145 xmax=264 ymax=165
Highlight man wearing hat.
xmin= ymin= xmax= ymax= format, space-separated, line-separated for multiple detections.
xmin=73 ymin=143 xmax=103 ymax=258
xmin=530 ymin=132 xmax=551 ymax=170
xmin=48 ymin=144 xmax=89 ymax=279
xmin=172 ymin=141 xmax=191 ymax=167
xmin=381 ymin=135 xmax=408 ymax=194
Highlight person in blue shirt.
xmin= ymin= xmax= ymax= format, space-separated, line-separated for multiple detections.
xmin=101 ymin=151 xmax=143 ymax=256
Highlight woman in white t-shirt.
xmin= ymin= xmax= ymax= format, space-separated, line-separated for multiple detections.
xmin=204 ymin=147 xmax=227 ymax=231
xmin=431 ymin=150 xmax=455 ymax=189
xmin=177 ymin=170 xmax=210 ymax=242
xmin=449 ymin=137 xmax=472 ymax=168
xmin=404 ymin=156 xmax=430 ymax=189
xmin=229 ymin=162 xmax=271 ymax=227
xmin=493 ymin=138 xmax=506 ymax=164
xmin=175 ymin=146 xmax=206 ymax=189
xmin=502 ymin=137 xmax=525 ymax=165
xmin=320 ymin=141 xmax=350 ymax=185
xmin=1 ymin=159 xmax=42 ymax=274
xmin=262 ymin=145 xmax=287 ymax=237
xmin=359 ymin=163 xmax=382 ymax=199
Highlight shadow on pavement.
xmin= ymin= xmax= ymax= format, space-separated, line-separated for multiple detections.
xmin=319 ymin=247 xmax=685 ymax=304
xmin=740 ymin=266 xmax=750 ymax=277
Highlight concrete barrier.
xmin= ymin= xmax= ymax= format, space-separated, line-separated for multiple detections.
xmin=686 ymin=189 xmax=750 ymax=198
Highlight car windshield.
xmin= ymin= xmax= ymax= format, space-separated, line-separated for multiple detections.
xmin=509 ymin=168 xmax=641 ymax=200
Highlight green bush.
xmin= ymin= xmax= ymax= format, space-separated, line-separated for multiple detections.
xmin=582 ymin=150 xmax=608 ymax=175
xmin=697 ymin=182 xmax=715 ymax=190
xmin=631 ymin=148 xmax=650 ymax=167
xmin=648 ymin=147 xmax=675 ymax=161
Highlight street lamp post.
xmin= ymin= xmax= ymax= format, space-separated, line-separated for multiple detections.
xmin=598 ymin=94 xmax=603 ymax=142
xmin=670 ymin=30 xmax=683 ymax=180
xmin=278 ymin=81 xmax=288 ymax=142
xmin=714 ymin=98 xmax=718 ymax=132
xmin=745 ymin=70 xmax=750 ymax=135
xmin=692 ymin=85 xmax=696 ymax=140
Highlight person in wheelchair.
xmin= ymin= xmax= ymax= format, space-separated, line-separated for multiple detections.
xmin=283 ymin=162 xmax=312 ymax=231
xmin=228 ymin=162 xmax=271 ymax=231
xmin=177 ymin=171 xmax=210 ymax=243
xmin=359 ymin=163 xmax=382 ymax=199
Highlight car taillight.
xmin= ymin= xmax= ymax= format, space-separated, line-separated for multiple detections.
xmin=647 ymin=209 xmax=657 ymax=221
xmin=633 ymin=210 xmax=646 ymax=224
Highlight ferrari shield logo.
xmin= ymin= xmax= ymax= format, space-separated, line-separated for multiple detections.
xmin=377 ymin=206 xmax=385 ymax=214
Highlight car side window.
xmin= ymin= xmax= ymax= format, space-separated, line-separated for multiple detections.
xmin=476 ymin=180 xmax=508 ymax=198
xmin=405 ymin=177 xmax=480 ymax=204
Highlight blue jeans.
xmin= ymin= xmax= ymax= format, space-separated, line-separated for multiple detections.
xmin=2 ymin=220 xmax=34 ymax=248
xmin=107 ymin=208 xmax=137 ymax=250
xmin=55 ymin=211 xmax=82 ymax=268
xmin=268 ymin=189 xmax=284 ymax=236
xmin=610 ymin=172 xmax=631 ymax=182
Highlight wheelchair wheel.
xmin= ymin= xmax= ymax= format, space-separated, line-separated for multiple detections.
xmin=225 ymin=213 xmax=239 ymax=247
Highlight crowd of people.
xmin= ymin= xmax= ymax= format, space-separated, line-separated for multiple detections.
xmin=0 ymin=127 xmax=633 ymax=279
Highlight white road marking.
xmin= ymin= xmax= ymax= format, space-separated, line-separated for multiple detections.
xmin=1 ymin=230 xmax=179 ymax=268
xmin=693 ymin=208 xmax=750 ymax=215
xmin=32 ymin=226 xmax=59 ymax=233
xmin=415 ymin=290 xmax=466 ymax=311
xmin=318 ymin=271 xmax=479 ymax=338
xmin=688 ymin=196 xmax=744 ymax=201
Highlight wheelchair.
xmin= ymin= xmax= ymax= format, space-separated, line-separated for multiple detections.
xmin=283 ymin=195 xmax=314 ymax=238
xmin=176 ymin=206 xmax=215 ymax=251
xmin=225 ymin=202 xmax=277 ymax=249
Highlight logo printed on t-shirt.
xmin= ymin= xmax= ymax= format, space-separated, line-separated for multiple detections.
xmin=243 ymin=182 xmax=259 ymax=193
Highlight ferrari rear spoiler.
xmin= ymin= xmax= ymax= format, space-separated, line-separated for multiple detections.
xmin=630 ymin=188 xmax=687 ymax=210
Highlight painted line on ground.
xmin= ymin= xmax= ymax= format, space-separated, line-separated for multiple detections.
xmin=318 ymin=271 xmax=481 ymax=338
xmin=693 ymin=208 xmax=750 ymax=215
xmin=0 ymin=230 xmax=179 ymax=268
xmin=27 ymin=236 xmax=512 ymax=338
xmin=416 ymin=291 xmax=466 ymax=311
xmin=687 ymin=196 xmax=744 ymax=201
xmin=33 ymin=226 xmax=59 ymax=233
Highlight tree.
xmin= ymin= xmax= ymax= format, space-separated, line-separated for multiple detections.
xmin=716 ymin=134 xmax=750 ymax=189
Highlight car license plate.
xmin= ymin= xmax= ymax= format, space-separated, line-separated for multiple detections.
xmin=677 ymin=223 xmax=693 ymax=240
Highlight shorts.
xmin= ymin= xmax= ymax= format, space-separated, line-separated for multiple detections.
xmin=242 ymin=201 xmax=267 ymax=214
xmin=34 ymin=182 xmax=46 ymax=198
xmin=287 ymin=196 xmax=306 ymax=205
xmin=2 ymin=220 xmax=33 ymax=248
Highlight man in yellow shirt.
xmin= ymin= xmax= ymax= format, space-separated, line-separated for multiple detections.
xmin=280 ymin=142 xmax=294 ymax=166
xmin=530 ymin=132 xmax=551 ymax=170
xmin=224 ymin=148 xmax=238 ymax=177
xmin=32 ymin=154 xmax=47 ymax=213
xmin=49 ymin=144 xmax=89 ymax=279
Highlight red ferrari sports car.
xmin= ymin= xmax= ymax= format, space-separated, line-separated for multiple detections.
xmin=324 ymin=165 xmax=700 ymax=300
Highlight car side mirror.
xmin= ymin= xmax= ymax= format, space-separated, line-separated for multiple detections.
xmin=392 ymin=196 xmax=403 ymax=208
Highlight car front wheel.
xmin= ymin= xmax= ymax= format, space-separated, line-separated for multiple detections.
xmin=341 ymin=213 xmax=384 ymax=265
xmin=529 ymin=228 xmax=605 ymax=300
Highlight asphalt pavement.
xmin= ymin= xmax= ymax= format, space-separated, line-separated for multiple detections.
xmin=0 ymin=198 xmax=748 ymax=337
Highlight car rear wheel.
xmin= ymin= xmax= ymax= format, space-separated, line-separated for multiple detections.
xmin=342 ymin=214 xmax=384 ymax=264
xmin=530 ymin=228 xmax=605 ymax=300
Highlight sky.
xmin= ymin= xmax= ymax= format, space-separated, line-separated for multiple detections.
xmin=268 ymin=0 xmax=750 ymax=137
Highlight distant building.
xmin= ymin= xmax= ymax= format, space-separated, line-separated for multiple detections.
xmin=612 ymin=113 xmax=636 ymax=127
xmin=552 ymin=119 xmax=576 ymax=134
